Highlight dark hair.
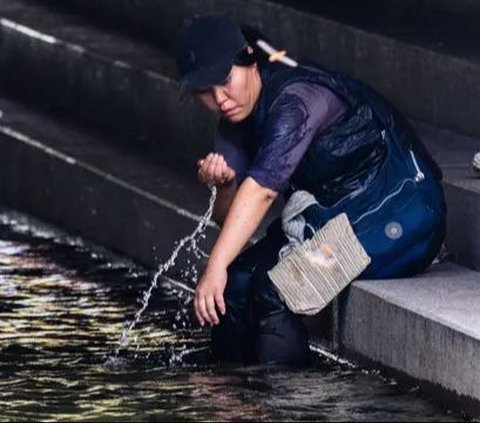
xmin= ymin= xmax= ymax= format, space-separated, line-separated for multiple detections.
xmin=233 ymin=47 xmax=257 ymax=66
xmin=232 ymin=25 xmax=270 ymax=69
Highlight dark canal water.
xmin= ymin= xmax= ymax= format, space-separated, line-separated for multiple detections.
xmin=0 ymin=208 xmax=468 ymax=421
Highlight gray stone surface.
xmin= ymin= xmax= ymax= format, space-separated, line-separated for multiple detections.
xmin=0 ymin=95 xmax=218 ymax=268
xmin=414 ymin=122 xmax=480 ymax=176
xmin=341 ymin=262 xmax=480 ymax=410
xmin=0 ymin=0 xmax=216 ymax=164
xmin=444 ymin=181 xmax=480 ymax=271
xmin=414 ymin=121 xmax=480 ymax=270
xmin=0 ymin=94 xmax=281 ymax=267
xmin=33 ymin=0 xmax=480 ymax=138
xmin=279 ymin=0 xmax=480 ymax=19
xmin=385 ymin=0 xmax=480 ymax=17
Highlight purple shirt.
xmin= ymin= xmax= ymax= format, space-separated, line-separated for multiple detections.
xmin=215 ymin=82 xmax=347 ymax=192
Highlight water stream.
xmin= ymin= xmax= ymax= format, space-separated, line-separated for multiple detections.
xmin=116 ymin=187 xmax=217 ymax=356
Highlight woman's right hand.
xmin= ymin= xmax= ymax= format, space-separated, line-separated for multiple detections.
xmin=197 ymin=153 xmax=236 ymax=187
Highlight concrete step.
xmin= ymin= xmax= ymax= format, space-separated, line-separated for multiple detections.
xmin=0 ymin=0 xmax=216 ymax=164
xmin=309 ymin=0 xmax=480 ymax=18
xmin=44 ymin=0 xmax=480 ymax=27
xmin=0 ymin=93 xmax=219 ymax=269
xmin=271 ymin=0 xmax=480 ymax=62
xmin=413 ymin=122 xmax=480 ymax=271
xmin=0 ymin=92 xmax=284 ymax=267
xmin=2 ymin=0 xmax=480 ymax=272
xmin=340 ymin=262 xmax=480 ymax=415
xmin=34 ymin=0 xmax=480 ymax=139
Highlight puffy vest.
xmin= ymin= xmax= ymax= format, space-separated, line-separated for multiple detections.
xmin=250 ymin=61 xmax=446 ymax=278
xmin=250 ymin=61 xmax=443 ymax=225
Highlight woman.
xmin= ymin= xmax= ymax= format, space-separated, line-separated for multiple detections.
xmin=174 ymin=15 xmax=446 ymax=366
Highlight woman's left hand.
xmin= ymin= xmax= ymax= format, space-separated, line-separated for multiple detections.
xmin=194 ymin=263 xmax=227 ymax=326
xmin=193 ymin=178 xmax=278 ymax=327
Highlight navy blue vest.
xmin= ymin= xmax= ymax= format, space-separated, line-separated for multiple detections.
xmin=250 ymin=61 xmax=442 ymax=214
xmin=249 ymin=62 xmax=445 ymax=279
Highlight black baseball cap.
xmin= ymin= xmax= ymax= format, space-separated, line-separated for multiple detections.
xmin=175 ymin=15 xmax=248 ymax=97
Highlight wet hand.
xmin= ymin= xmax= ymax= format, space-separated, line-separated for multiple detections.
xmin=197 ymin=153 xmax=235 ymax=187
xmin=194 ymin=264 xmax=227 ymax=327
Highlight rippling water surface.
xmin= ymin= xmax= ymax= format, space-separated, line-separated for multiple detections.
xmin=0 ymin=209 xmax=467 ymax=421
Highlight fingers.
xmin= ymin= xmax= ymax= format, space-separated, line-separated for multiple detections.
xmin=205 ymin=154 xmax=218 ymax=185
xmin=218 ymin=157 xmax=235 ymax=185
xmin=197 ymin=154 xmax=210 ymax=184
xmin=197 ymin=153 xmax=235 ymax=186
xmin=194 ymin=291 xmax=224 ymax=326
xmin=215 ymin=292 xmax=226 ymax=316
xmin=223 ymin=166 xmax=236 ymax=184
xmin=206 ymin=154 xmax=225 ymax=185
xmin=193 ymin=296 xmax=205 ymax=327
xmin=198 ymin=153 xmax=215 ymax=184
xmin=206 ymin=296 xmax=219 ymax=325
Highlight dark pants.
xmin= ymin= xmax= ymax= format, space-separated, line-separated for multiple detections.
xmin=211 ymin=221 xmax=311 ymax=366
xmin=212 ymin=164 xmax=446 ymax=366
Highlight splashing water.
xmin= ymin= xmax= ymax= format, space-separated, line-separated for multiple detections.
xmin=115 ymin=187 xmax=217 ymax=356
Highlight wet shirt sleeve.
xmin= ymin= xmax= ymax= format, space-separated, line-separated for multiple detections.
xmin=247 ymin=82 xmax=347 ymax=192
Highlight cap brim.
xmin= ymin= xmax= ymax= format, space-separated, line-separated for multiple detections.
xmin=179 ymin=58 xmax=233 ymax=100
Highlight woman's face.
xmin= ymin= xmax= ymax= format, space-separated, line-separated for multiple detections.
xmin=194 ymin=62 xmax=262 ymax=123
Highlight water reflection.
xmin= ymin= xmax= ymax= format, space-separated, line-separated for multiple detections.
xmin=0 ymin=211 xmax=468 ymax=421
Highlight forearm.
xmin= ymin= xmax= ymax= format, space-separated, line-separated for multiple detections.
xmin=212 ymin=181 xmax=237 ymax=226
xmin=208 ymin=177 xmax=278 ymax=270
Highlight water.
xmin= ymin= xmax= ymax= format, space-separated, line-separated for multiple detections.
xmin=0 ymin=208 xmax=470 ymax=421
xmin=117 ymin=186 xmax=216 ymax=355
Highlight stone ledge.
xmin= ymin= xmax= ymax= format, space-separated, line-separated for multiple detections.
xmin=340 ymin=262 xmax=480 ymax=415
xmin=24 ymin=0 xmax=480 ymax=138
xmin=0 ymin=0 xmax=215 ymax=163
xmin=0 ymin=98 xmax=218 ymax=268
